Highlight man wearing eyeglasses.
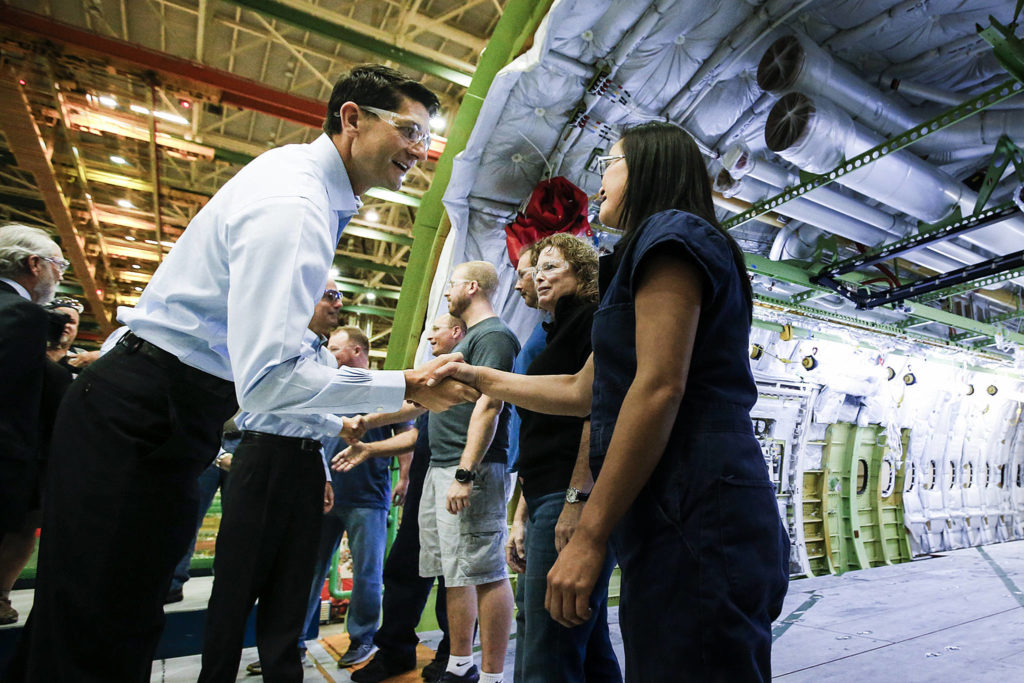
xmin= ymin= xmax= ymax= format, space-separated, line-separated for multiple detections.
xmin=421 ymin=261 xmax=520 ymax=683
xmin=0 ymin=224 xmax=69 ymax=628
xmin=6 ymin=67 xmax=478 ymax=682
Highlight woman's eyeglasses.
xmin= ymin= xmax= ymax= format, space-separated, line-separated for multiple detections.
xmin=595 ymin=154 xmax=625 ymax=175
xmin=536 ymin=260 xmax=569 ymax=275
xmin=322 ymin=289 xmax=342 ymax=303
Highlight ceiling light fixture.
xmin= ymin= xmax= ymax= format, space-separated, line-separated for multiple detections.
xmin=131 ymin=264 xmax=141 ymax=269
xmin=98 ymin=95 xmax=117 ymax=108
xmin=153 ymin=110 xmax=189 ymax=125
xmin=366 ymin=292 xmax=377 ymax=302
xmin=110 ymin=155 xmax=128 ymax=165
xmin=364 ymin=209 xmax=380 ymax=223
xmin=129 ymin=104 xmax=149 ymax=115
xmin=117 ymin=199 xmax=134 ymax=208
xmin=124 ymin=235 xmax=136 ymax=241
xmin=430 ymin=116 xmax=446 ymax=131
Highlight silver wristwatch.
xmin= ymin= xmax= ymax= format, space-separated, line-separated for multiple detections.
xmin=565 ymin=487 xmax=590 ymax=504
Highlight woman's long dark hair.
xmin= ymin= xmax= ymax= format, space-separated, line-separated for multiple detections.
xmin=615 ymin=122 xmax=752 ymax=317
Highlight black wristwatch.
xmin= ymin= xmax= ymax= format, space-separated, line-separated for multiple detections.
xmin=454 ymin=468 xmax=476 ymax=484
xmin=565 ymin=487 xmax=590 ymax=504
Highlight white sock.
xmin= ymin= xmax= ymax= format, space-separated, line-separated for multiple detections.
xmin=446 ymin=654 xmax=474 ymax=675
xmin=480 ymin=672 xmax=503 ymax=683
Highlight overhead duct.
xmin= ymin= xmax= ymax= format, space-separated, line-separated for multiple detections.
xmin=722 ymin=145 xmax=983 ymax=267
xmin=756 ymin=34 xmax=1024 ymax=154
xmin=764 ymin=92 xmax=1024 ymax=253
xmin=714 ymin=170 xmax=962 ymax=272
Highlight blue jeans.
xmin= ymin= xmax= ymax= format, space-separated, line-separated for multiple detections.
xmin=519 ymin=492 xmax=621 ymax=683
xmin=300 ymin=506 xmax=387 ymax=650
xmin=170 ymin=462 xmax=227 ymax=592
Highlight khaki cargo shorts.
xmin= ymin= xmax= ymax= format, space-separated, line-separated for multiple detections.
xmin=418 ymin=462 xmax=509 ymax=587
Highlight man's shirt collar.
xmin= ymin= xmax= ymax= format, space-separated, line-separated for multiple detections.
xmin=0 ymin=277 xmax=31 ymax=301
xmin=311 ymin=133 xmax=362 ymax=214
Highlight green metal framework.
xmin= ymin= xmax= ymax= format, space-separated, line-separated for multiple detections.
xmin=815 ymin=424 xmax=912 ymax=577
xmin=339 ymin=303 xmax=396 ymax=318
xmin=335 ymin=281 xmax=401 ymax=300
xmin=342 ymin=225 xmax=415 ymax=247
xmin=223 ymin=0 xmax=473 ymax=86
xmin=819 ymin=200 xmax=1019 ymax=279
xmin=721 ymin=79 xmax=1023 ymax=229
xmin=384 ymin=0 xmax=551 ymax=370
xmin=747 ymin=254 xmax=1024 ymax=366
xmin=914 ymin=262 xmax=1024 ymax=303
xmin=334 ymin=254 xmax=405 ymax=276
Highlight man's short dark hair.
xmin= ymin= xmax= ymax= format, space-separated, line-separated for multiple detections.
xmin=323 ymin=65 xmax=440 ymax=136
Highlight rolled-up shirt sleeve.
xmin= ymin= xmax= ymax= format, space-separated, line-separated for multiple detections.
xmin=225 ymin=195 xmax=405 ymax=415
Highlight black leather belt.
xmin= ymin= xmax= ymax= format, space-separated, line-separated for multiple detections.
xmin=240 ymin=430 xmax=322 ymax=453
xmin=117 ymin=331 xmax=234 ymax=397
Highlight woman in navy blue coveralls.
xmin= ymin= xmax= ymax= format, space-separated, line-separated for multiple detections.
xmin=433 ymin=122 xmax=789 ymax=681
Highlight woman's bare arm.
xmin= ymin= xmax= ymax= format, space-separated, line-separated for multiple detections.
xmin=429 ymin=355 xmax=594 ymax=418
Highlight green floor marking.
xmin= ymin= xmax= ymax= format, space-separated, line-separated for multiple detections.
xmin=977 ymin=546 xmax=1024 ymax=609
xmin=772 ymin=591 xmax=823 ymax=641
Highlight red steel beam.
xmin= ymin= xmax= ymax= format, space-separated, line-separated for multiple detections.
xmin=0 ymin=67 xmax=113 ymax=332
xmin=0 ymin=5 xmax=325 ymax=128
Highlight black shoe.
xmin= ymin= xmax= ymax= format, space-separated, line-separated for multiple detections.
xmin=422 ymin=656 xmax=448 ymax=681
xmin=351 ymin=654 xmax=415 ymax=682
xmin=163 ymin=587 xmax=184 ymax=604
xmin=438 ymin=665 xmax=479 ymax=683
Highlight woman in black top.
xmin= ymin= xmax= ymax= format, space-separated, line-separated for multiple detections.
xmin=511 ymin=233 xmax=620 ymax=683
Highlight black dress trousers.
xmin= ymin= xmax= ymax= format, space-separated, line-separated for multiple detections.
xmin=372 ymin=418 xmax=449 ymax=667
xmin=6 ymin=336 xmax=238 ymax=682
xmin=198 ymin=432 xmax=325 ymax=683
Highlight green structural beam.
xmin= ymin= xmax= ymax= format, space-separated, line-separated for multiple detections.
xmin=223 ymin=0 xmax=473 ymax=86
xmin=989 ymin=308 xmax=1024 ymax=324
xmin=747 ymin=254 xmax=1024 ymax=352
xmin=894 ymin=302 xmax=1024 ymax=346
xmin=335 ymin=281 xmax=401 ymax=300
xmin=365 ymin=187 xmax=422 ymax=208
xmin=339 ymin=304 xmax=396 ymax=318
xmin=334 ymin=254 xmax=406 ymax=276
xmin=385 ymin=0 xmax=549 ymax=370
xmin=979 ymin=14 xmax=1024 ymax=84
xmin=722 ymin=78 xmax=1024 ymax=229
xmin=342 ymin=225 xmax=414 ymax=247
xmin=914 ymin=264 xmax=1024 ymax=303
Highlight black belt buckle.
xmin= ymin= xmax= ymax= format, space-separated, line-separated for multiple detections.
xmin=119 ymin=331 xmax=144 ymax=353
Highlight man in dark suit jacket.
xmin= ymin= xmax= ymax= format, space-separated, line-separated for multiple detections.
xmin=0 ymin=224 xmax=69 ymax=626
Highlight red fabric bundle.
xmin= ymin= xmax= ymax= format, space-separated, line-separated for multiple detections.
xmin=504 ymin=176 xmax=592 ymax=266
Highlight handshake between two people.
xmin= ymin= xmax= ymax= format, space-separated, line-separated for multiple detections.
xmin=330 ymin=352 xmax=480 ymax=472
xmin=402 ymin=352 xmax=477 ymax=411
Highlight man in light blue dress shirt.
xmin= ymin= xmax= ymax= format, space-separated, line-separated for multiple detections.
xmin=8 ymin=65 xmax=477 ymax=683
